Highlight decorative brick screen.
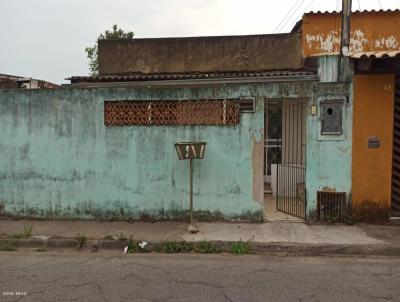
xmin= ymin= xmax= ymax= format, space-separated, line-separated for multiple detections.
xmin=104 ymin=100 xmax=240 ymax=126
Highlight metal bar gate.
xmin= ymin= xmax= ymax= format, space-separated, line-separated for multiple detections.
xmin=266 ymin=100 xmax=306 ymax=219
xmin=392 ymin=76 xmax=400 ymax=217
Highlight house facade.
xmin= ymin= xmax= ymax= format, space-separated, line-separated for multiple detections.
xmin=0 ymin=10 xmax=398 ymax=222
xmin=300 ymin=9 xmax=400 ymax=220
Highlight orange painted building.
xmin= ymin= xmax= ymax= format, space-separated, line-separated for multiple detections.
xmin=301 ymin=10 xmax=400 ymax=58
xmin=300 ymin=10 xmax=400 ymax=219
xmin=352 ymin=74 xmax=395 ymax=216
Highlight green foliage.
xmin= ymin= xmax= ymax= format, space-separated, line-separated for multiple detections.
xmin=229 ymin=241 xmax=251 ymax=255
xmin=8 ymin=223 xmax=33 ymax=240
xmin=23 ymin=223 xmax=33 ymax=238
xmin=127 ymin=238 xmax=148 ymax=253
xmin=8 ymin=233 xmax=24 ymax=240
xmin=127 ymin=238 xmax=138 ymax=253
xmin=195 ymin=241 xmax=220 ymax=253
xmin=85 ymin=24 xmax=134 ymax=75
xmin=155 ymin=241 xmax=194 ymax=253
xmin=77 ymin=233 xmax=87 ymax=249
xmin=118 ymin=232 xmax=128 ymax=241
xmin=0 ymin=240 xmax=17 ymax=251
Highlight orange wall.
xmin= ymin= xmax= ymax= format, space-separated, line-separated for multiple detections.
xmin=352 ymin=74 xmax=395 ymax=207
xmin=302 ymin=12 xmax=400 ymax=57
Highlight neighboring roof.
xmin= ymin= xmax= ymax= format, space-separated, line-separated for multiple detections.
xmin=69 ymin=70 xmax=317 ymax=84
xmin=304 ymin=9 xmax=400 ymax=15
xmin=301 ymin=10 xmax=400 ymax=58
xmin=98 ymin=33 xmax=304 ymax=75
xmin=0 ymin=73 xmax=59 ymax=89
xmin=350 ymin=50 xmax=400 ymax=59
xmin=308 ymin=50 xmax=400 ymax=59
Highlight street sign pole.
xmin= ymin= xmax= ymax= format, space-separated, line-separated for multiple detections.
xmin=189 ymin=158 xmax=193 ymax=226
xmin=174 ymin=142 xmax=206 ymax=232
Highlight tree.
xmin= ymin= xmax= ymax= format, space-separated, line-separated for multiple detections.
xmin=85 ymin=25 xmax=134 ymax=75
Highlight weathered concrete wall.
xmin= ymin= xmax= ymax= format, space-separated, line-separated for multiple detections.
xmin=0 ymin=81 xmax=350 ymax=221
xmin=305 ymin=82 xmax=353 ymax=218
xmin=98 ymin=34 xmax=303 ymax=75
xmin=0 ymin=86 xmax=267 ymax=221
xmin=302 ymin=11 xmax=400 ymax=56
xmin=352 ymin=74 xmax=395 ymax=219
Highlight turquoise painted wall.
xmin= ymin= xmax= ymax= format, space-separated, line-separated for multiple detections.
xmin=0 ymin=86 xmax=266 ymax=220
xmin=0 ymin=82 xmax=350 ymax=221
xmin=305 ymin=83 xmax=353 ymax=218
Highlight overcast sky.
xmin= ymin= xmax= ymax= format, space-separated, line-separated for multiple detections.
xmin=1 ymin=0 xmax=399 ymax=84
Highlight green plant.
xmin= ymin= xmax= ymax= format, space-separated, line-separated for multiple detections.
xmin=77 ymin=233 xmax=87 ymax=249
xmin=23 ymin=223 xmax=33 ymax=238
xmin=127 ymin=238 xmax=139 ymax=253
xmin=8 ymin=233 xmax=24 ymax=240
xmin=195 ymin=241 xmax=220 ymax=253
xmin=0 ymin=240 xmax=17 ymax=251
xmin=85 ymin=24 xmax=134 ymax=75
xmin=229 ymin=241 xmax=251 ymax=255
xmin=118 ymin=232 xmax=128 ymax=241
xmin=155 ymin=241 xmax=194 ymax=253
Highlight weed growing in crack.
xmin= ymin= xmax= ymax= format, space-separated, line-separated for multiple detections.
xmin=155 ymin=241 xmax=194 ymax=253
xmin=77 ymin=233 xmax=87 ymax=249
xmin=0 ymin=240 xmax=17 ymax=251
xmin=23 ymin=223 xmax=33 ymax=238
xmin=195 ymin=241 xmax=220 ymax=253
xmin=230 ymin=241 xmax=251 ymax=255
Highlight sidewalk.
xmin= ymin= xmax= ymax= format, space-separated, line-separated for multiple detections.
xmin=1 ymin=218 xmax=399 ymax=245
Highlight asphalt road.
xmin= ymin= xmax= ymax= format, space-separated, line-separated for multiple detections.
xmin=1 ymin=252 xmax=400 ymax=302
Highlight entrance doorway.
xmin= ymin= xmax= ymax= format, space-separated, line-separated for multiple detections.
xmin=264 ymin=100 xmax=307 ymax=221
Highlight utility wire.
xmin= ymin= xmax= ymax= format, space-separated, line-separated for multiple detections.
xmin=275 ymin=0 xmax=307 ymax=33
xmin=303 ymin=0 xmax=315 ymax=13
xmin=285 ymin=0 xmax=315 ymax=33
xmin=273 ymin=0 xmax=300 ymax=33
xmin=273 ymin=0 xmax=305 ymax=33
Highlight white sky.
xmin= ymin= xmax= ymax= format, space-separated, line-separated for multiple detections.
xmin=0 ymin=0 xmax=399 ymax=84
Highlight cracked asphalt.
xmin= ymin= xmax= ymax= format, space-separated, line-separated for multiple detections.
xmin=1 ymin=252 xmax=400 ymax=302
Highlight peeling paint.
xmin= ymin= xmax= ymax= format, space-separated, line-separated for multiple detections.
xmin=374 ymin=35 xmax=399 ymax=49
xmin=322 ymin=187 xmax=337 ymax=192
xmin=0 ymin=82 xmax=350 ymax=221
xmin=302 ymin=12 xmax=400 ymax=57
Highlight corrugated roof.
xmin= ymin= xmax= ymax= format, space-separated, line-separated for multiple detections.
xmin=309 ymin=50 xmax=400 ymax=59
xmin=305 ymin=9 xmax=400 ymax=15
xmin=350 ymin=50 xmax=400 ymax=59
xmin=69 ymin=70 xmax=317 ymax=83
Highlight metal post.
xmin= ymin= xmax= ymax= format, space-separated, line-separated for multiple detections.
xmin=338 ymin=0 xmax=352 ymax=82
xmin=189 ymin=158 xmax=193 ymax=225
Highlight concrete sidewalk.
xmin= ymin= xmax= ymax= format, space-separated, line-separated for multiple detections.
xmin=1 ymin=219 xmax=399 ymax=245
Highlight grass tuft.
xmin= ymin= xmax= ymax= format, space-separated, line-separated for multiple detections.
xmin=155 ymin=241 xmax=194 ymax=253
xmin=77 ymin=233 xmax=87 ymax=249
xmin=229 ymin=241 xmax=251 ymax=255
xmin=0 ymin=240 xmax=17 ymax=251
xmin=195 ymin=241 xmax=220 ymax=253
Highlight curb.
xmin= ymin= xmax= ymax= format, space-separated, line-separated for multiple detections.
xmin=1 ymin=238 xmax=400 ymax=256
